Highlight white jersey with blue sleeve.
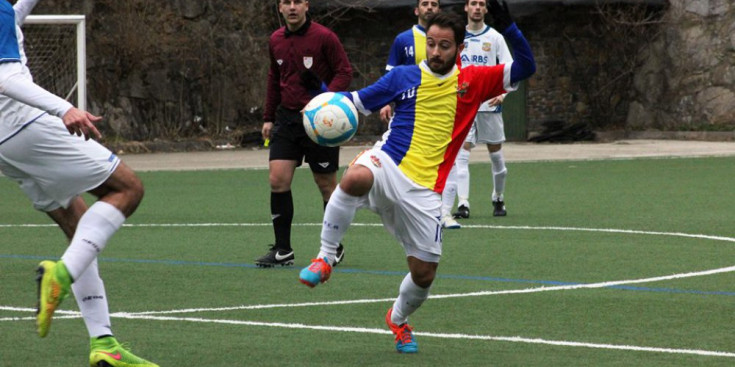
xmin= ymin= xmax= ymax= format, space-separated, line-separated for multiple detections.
xmin=460 ymin=25 xmax=513 ymax=112
xmin=0 ymin=0 xmax=74 ymax=145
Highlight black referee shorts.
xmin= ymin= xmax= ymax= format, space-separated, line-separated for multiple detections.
xmin=269 ymin=106 xmax=339 ymax=174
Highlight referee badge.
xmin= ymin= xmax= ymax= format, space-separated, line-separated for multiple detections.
xmin=303 ymin=56 xmax=313 ymax=69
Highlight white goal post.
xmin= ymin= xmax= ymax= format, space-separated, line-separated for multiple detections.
xmin=23 ymin=15 xmax=86 ymax=111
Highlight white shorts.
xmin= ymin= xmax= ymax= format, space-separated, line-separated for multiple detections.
xmin=465 ymin=111 xmax=505 ymax=146
xmin=351 ymin=148 xmax=442 ymax=263
xmin=0 ymin=115 xmax=120 ymax=211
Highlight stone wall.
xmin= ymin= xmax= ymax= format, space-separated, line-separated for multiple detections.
xmin=22 ymin=0 xmax=735 ymax=144
xmin=628 ymin=0 xmax=735 ymax=131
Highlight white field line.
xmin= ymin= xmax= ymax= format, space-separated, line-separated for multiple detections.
xmin=3 ymin=224 xmax=734 ymax=358
xmin=1 ymin=222 xmax=734 ymax=245
xmin=6 ymin=311 xmax=730 ymax=358
xmin=2 ymin=309 xmax=734 ymax=358
xmin=110 ymin=314 xmax=733 ymax=358
xmin=3 ymin=265 xmax=733 ymax=319
xmin=101 ymin=264 xmax=735 ymax=316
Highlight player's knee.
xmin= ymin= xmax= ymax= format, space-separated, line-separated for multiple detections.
xmin=268 ymin=173 xmax=291 ymax=192
xmin=412 ymin=270 xmax=436 ymax=288
xmin=340 ymin=166 xmax=373 ymax=196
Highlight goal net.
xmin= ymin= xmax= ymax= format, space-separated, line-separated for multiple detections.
xmin=22 ymin=15 xmax=86 ymax=111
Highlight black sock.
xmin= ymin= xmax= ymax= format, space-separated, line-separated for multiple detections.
xmin=271 ymin=191 xmax=293 ymax=251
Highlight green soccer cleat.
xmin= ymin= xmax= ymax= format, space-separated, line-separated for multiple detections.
xmin=36 ymin=260 xmax=71 ymax=338
xmin=89 ymin=337 xmax=160 ymax=367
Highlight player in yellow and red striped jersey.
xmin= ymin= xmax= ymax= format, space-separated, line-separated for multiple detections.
xmin=300 ymin=2 xmax=535 ymax=354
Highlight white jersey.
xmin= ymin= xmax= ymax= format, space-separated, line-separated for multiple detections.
xmin=460 ymin=24 xmax=513 ymax=112
xmin=0 ymin=0 xmax=73 ymax=145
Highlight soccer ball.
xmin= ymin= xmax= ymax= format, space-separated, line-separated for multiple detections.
xmin=302 ymin=92 xmax=359 ymax=147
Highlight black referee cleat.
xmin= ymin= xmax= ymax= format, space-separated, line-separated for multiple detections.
xmin=255 ymin=245 xmax=295 ymax=267
xmin=334 ymin=243 xmax=345 ymax=266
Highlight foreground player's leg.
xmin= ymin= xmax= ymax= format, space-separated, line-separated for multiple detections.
xmin=386 ymin=273 xmax=431 ymax=353
xmin=386 ymin=256 xmax=436 ymax=354
xmin=61 ymin=201 xmax=126 ymax=279
xmin=73 ymin=259 xmax=113 ymax=338
xmin=323 ymin=201 xmax=345 ymax=266
xmin=490 ymin=149 xmax=507 ymax=216
xmin=38 ymin=201 xmax=126 ymax=338
xmin=453 ymin=148 xmax=471 ymax=219
xmin=441 ymin=166 xmax=461 ymax=229
xmin=300 ymin=186 xmax=358 ymax=287
xmin=36 ymin=260 xmax=71 ymax=338
xmin=89 ymin=336 xmax=159 ymax=367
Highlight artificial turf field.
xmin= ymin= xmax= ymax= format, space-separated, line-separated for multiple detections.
xmin=1 ymin=156 xmax=733 ymax=366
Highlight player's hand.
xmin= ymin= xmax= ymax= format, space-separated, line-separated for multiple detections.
xmin=379 ymin=105 xmax=393 ymax=123
xmin=487 ymin=95 xmax=504 ymax=108
xmin=487 ymin=0 xmax=513 ymax=32
xmin=62 ymin=107 xmax=102 ymax=141
xmin=262 ymin=121 xmax=273 ymax=141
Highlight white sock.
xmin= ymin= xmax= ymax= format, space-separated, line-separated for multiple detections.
xmin=441 ymin=164 xmax=458 ymax=217
xmin=71 ymin=259 xmax=112 ymax=337
xmin=490 ymin=150 xmax=507 ymax=201
xmin=391 ymin=273 xmax=430 ymax=325
xmin=61 ymin=201 xmax=125 ymax=280
xmin=456 ymin=148 xmax=471 ymax=206
xmin=318 ymin=186 xmax=359 ymax=265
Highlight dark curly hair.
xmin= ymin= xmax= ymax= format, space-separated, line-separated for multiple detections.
xmin=425 ymin=12 xmax=466 ymax=46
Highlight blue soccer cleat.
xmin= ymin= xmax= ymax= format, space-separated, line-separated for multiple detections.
xmin=299 ymin=257 xmax=332 ymax=288
xmin=385 ymin=307 xmax=418 ymax=353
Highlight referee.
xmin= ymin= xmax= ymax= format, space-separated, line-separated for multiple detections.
xmin=257 ymin=0 xmax=352 ymax=267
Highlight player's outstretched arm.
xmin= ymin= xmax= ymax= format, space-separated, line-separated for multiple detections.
xmin=13 ymin=0 xmax=41 ymax=24
xmin=0 ymin=62 xmax=74 ymax=118
xmin=487 ymin=0 xmax=536 ymax=84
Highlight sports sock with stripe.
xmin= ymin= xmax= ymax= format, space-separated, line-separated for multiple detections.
xmin=61 ymin=201 xmax=125 ymax=280
xmin=317 ymin=186 xmax=358 ymax=265
xmin=71 ymin=259 xmax=113 ymax=337
xmin=391 ymin=273 xmax=430 ymax=325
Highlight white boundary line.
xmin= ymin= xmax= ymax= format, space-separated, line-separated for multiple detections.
xmin=2 ymin=311 xmax=732 ymax=358
xmin=2 ymin=224 xmax=734 ymax=358
xmin=2 ymin=222 xmax=735 ymax=244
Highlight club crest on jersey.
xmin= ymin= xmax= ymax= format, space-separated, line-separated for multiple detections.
xmin=457 ymin=81 xmax=470 ymax=97
xmin=482 ymin=42 xmax=492 ymax=52
xmin=303 ymin=56 xmax=313 ymax=69
xmin=370 ymin=155 xmax=382 ymax=168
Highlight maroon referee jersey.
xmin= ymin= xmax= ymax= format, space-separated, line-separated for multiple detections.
xmin=264 ymin=18 xmax=353 ymax=122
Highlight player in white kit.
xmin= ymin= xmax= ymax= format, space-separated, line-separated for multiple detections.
xmin=441 ymin=0 xmax=513 ymax=228
xmin=0 ymin=1 xmax=158 ymax=365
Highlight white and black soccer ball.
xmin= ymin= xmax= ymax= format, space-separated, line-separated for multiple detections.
xmin=302 ymin=92 xmax=359 ymax=147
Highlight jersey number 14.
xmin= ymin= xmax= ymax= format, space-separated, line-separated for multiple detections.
xmin=404 ymin=46 xmax=414 ymax=58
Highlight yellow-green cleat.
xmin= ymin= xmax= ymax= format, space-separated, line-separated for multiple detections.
xmin=35 ymin=260 xmax=71 ymax=338
xmin=89 ymin=337 xmax=160 ymax=367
